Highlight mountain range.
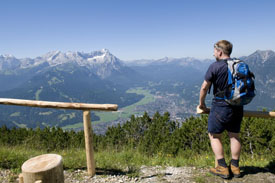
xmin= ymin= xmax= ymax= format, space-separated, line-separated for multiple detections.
xmin=0 ymin=49 xmax=274 ymax=132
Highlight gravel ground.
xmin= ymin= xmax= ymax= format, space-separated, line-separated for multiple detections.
xmin=1 ymin=166 xmax=275 ymax=183
xmin=64 ymin=166 xmax=194 ymax=183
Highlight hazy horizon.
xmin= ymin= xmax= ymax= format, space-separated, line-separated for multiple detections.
xmin=1 ymin=48 xmax=274 ymax=62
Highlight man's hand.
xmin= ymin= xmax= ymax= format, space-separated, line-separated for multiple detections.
xmin=197 ymin=104 xmax=210 ymax=114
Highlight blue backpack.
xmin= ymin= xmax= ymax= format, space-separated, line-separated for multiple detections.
xmin=215 ymin=58 xmax=256 ymax=106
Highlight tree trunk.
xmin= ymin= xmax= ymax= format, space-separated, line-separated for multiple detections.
xmin=21 ymin=154 xmax=64 ymax=183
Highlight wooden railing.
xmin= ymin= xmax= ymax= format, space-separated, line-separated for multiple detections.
xmin=196 ymin=106 xmax=275 ymax=118
xmin=0 ymin=98 xmax=118 ymax=176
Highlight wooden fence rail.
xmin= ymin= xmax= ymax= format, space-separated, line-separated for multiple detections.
xmin=196 ymin=106 xmax=275 ymax=118
xmin=0 ymin=98 xmax=117 ymax=111
xmin=0 ymin=98 xmax=118 ymax=177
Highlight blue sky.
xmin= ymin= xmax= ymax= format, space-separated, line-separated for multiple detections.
xmin=0 ymin=0 xmax=274 ymax=60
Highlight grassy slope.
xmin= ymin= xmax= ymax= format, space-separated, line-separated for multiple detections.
xmin=1 ymin=145 xmax=273 ymax=173
xmin=1 ymin=147 xmax=274 ymax=183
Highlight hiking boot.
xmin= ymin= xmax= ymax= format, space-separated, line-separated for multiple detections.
xmin=230 ymin=163 xmax=241 ymax=178
xmin=210 ymin=165 xmax=230 ymax=179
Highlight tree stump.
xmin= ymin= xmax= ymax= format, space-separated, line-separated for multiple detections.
xmin=21 ymin=154 xmax=64 ymax=183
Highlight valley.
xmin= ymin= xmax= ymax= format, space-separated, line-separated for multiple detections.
xmin=0 ymin=49 xmax=275 ymax=133
xmin=62 ymin=87 xmax=155 ymax=131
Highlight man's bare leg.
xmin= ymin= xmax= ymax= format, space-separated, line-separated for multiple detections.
xmin=228 ymin=132 xmax=241 ymax=160
xmin=209 ymin=133 xmax=224 ymax=160
xmin=228 ymin=132 xmax=241 ymax=177
xmin=208 ymin=133 xmax=230 ymax=178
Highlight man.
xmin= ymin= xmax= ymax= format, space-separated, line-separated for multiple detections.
xmin=198 ymin=40 xmax=243 ymax=179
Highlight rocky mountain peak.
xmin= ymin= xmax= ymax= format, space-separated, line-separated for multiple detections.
xmin=0 ymin=49 xmax=125 ymax=79
xmin=1 ymin=54 xmax=15 ymax=59
xmin=0 ymin=54 xmax=21 ymax=70
xmin=31 ymin=49 xmax=121 ymax=68
xmin=101 ymin=48 xmax=110 ymax=53
xmin=249 ymin=50 xmax=275 ymax=63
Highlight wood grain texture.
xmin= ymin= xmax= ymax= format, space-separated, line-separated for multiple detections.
xmin=0 ymin=98 xmax=118 ymax=111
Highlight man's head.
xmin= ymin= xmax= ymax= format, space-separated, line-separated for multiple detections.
xmin=213 ymin=40 xmax=232 ymax=61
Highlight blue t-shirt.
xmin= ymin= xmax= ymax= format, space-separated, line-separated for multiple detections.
xmin=205 ymin=59 xmax=228 ymax=97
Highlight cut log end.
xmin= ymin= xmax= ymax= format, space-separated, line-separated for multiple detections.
xmin=21 ymin=154 xmax=64 ymax=183
xmin=22 ymin=154 xmax=62 ymax=173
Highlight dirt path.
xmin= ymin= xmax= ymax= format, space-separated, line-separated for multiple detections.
xmin=1 ymin=166 xmax=275 ymax=183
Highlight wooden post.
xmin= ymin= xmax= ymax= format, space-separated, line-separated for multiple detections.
xmin=19 ymin=173 xmax=24 ymax=183
xmin=83 ymin=110 xmax=96 ymax=176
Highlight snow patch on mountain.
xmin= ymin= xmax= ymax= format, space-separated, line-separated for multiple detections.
xmin=0 ymin=54 xmax=21 ymax=70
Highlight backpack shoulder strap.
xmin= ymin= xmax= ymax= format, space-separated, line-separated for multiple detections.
xmin=208 ymin=83 xmax=212 ymax=94
xmin=213 ymin=59 xmax=230 ymax=99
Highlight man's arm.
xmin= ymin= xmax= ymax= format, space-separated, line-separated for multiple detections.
xmin=198 ymin=80 xmax=211 ymax=112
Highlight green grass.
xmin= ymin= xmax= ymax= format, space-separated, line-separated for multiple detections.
xmin=58 ymin=112 xmax=76 ymax=121
xmin=1 ymin=145 xmax=273 ymax=174
xmin=62 ymin=87 xmax=155 ymax=130
xmin=1 ymin=145 xmax=273 ymax=183
xmin=48 ymin=77 xmax=63 ymax=85
xmin=0 ymin=146 xmax=44 ymax=172
xmin=35 ymin=87 xmax=43 ymax=100
xmin=10 ymin=112 xmax=20 ymax=117
xmin=92 ymin=87 xmax=155 ymax=124
xmin=39 ymin=111 xmax=53 ymax=115
xmin=62 ymin=122 xmax=83 ymax=129
xmin=12 ymin=121 xmax=27 ymax=128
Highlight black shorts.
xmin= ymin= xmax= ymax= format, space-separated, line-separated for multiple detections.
xmin=208 ymin=100 xmax=243 ymax=134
